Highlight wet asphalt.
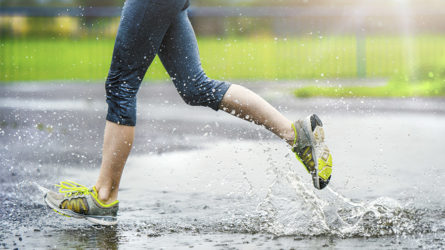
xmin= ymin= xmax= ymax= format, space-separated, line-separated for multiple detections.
xmin=1 ymin=81 xmax=445 ymax=249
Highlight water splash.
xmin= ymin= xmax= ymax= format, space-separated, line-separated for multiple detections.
xmin=253 ymin=162 xmax=427 ymax=237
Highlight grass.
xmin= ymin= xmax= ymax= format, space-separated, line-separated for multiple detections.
xmin=294 ymin=79 xmax=445 ymax=98
xmin=1 ymin=35 xmax=445 ymax=97
xmin=0 ymin=36 xmax=358 ymax=81
xmin=1 ymin=35 xmax=445 ymax=82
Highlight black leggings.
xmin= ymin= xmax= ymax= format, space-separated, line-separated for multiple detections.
xmin=105 ymin=0 xmax=231 ymax=126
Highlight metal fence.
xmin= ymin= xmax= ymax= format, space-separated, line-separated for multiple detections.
xmin=1 ymin=6 xmax=445 ymax=82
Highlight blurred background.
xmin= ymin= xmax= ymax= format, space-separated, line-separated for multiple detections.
xmin=1 ymin=2 xmax=445 ymax=248
xmin=1 ymin=0 xmax=445 ymax=97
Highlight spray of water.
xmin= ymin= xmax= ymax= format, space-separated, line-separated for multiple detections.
xmin=253 ymin=158 xmax=425 ymax=237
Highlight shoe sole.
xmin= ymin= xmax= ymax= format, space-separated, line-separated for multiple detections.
xmin=44 ymin=194 xmax=118 ymax=226
xmin=301 ymin=114 xmax=326 ymax=189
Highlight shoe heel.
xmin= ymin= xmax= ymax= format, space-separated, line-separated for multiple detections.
xmin=310 ymin=114 xmax=323 ymax=130
xmin=313 ymin=126 xmax=325 ymax=142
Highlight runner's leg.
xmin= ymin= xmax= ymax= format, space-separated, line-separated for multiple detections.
xmin=95 ymin=0 xmax=188 ymax=203
xmin=158 ymin=9 xmax=295 ymax=146
xmin=219 ymin=85 xmax=295 ymax=145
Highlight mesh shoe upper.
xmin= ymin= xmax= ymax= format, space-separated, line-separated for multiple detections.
xmin=44 ymin=181 xmax=119 ymax=219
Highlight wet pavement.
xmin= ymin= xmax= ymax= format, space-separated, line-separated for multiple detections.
xmin=1 ymin=81 xmax=445 ymax=249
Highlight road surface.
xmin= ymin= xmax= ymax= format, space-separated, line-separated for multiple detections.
xmin=1 ymin=81 xmax=444 ymax=249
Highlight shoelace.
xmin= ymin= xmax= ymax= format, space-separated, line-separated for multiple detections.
xmin=55 ymin=180 xmax=91 ymax=197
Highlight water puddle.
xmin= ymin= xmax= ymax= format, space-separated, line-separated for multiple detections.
xmin=1 ymin=140 xmax=444 ymax=248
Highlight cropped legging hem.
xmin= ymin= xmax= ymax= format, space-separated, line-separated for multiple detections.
xmin=105 ymin=81 xmax=231 ymax=127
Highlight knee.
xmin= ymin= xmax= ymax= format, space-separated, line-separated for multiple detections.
xmin=105 ymin=71 xmax=141 ymax=126
xmin=177 ymin=75 xmax=231 ymax=111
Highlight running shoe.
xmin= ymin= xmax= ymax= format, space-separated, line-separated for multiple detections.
xmin=291 ymin=114 xmax=332 ymax=189
xmin=44 ymin=180 xmax=119 ymax=225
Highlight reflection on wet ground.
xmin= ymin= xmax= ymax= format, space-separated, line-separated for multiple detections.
xmin=1 ymin=82 xmax=445 ymax=249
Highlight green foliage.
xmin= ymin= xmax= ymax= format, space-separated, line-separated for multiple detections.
xmin=293 ymin=79 xmax=445 ymax=98
xmin=0 ymin=36 xmax=357 ymax=81
xmin=1 ymin=35 xmax=445 ymax=86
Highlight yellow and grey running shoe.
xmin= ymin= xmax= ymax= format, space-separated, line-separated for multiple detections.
xmin=44 ymin=180 xmax=119 ymax=225
xmin=292 ymin=114 xmax=333 ymax=190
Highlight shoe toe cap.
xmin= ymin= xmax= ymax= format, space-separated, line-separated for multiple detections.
xmin=45 ymin=190 xmax=65 ymax=205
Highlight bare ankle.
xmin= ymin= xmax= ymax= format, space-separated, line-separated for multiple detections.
xmin=95 ymin=185 xmax=117 ymax=204
xmin=284 ymin=126 xmax=296 ymax=146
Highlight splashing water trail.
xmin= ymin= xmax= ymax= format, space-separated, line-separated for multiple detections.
xmin=253 ymin=159 xmax=425 ymax=238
